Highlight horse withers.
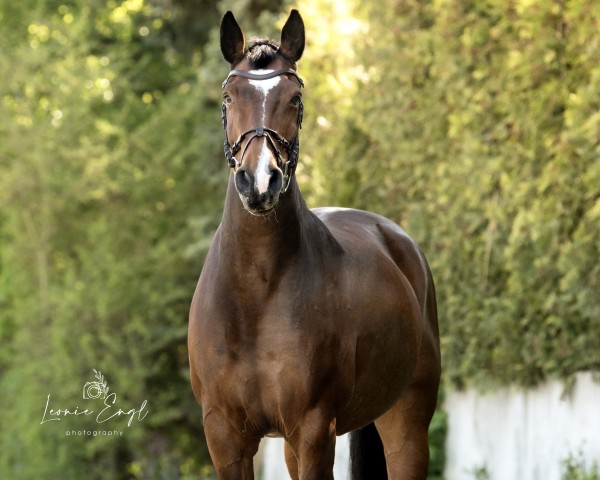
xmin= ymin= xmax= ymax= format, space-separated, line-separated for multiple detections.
xmin=188 ymin=10 xmax=441 ymax=480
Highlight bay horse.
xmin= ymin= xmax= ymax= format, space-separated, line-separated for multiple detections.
xmin=188 ymin=10 xmax=441 ymax=479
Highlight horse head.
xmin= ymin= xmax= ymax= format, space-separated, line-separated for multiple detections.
xmin=220 ymin=10 xmax=305 ymax=215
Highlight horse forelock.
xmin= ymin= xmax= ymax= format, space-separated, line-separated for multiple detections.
xmin=245 ymin=38 xmax=282 ymax=69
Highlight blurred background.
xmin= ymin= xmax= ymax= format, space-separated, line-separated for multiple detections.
xmin=1 ymin=0 xmax=598 ymax=478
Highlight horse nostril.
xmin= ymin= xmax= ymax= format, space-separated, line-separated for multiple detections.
xmin=234 ymin=168 xmax=254 ymax=195
xmin=268 ymin=169 xmax=283 ymax=194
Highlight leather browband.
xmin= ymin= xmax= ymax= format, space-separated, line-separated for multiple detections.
xmin=222 ymin=69 xmax=304 ymax=88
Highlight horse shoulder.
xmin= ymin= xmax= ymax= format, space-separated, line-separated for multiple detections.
xmin=312 ymin=207 xmax=429 ymax=281
xmin=311 ymin=207 xmax=435 ymax=332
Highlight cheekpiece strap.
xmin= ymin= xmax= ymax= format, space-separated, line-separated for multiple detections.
xmin=222 ymin=69 xmax=304 ymax=88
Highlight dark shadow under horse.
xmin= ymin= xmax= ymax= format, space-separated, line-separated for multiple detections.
xmin=188 ymin=10 xmax=441 ymax=480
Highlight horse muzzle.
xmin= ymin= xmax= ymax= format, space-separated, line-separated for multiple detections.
xmin=234 ymin=165 xmax=284 ymax=215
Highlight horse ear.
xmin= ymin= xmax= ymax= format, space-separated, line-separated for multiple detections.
xmin=220 ymin=11 xmax=245 ymax=65
xmin=279 ymin=10 xmax=305 ymax=63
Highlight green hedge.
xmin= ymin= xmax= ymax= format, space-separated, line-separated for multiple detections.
xmin=298 ymin=0 xmax=600 ymax=389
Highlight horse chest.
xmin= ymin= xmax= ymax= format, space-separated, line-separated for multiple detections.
xmin=199 ymin=335 xmax=340 ymax=437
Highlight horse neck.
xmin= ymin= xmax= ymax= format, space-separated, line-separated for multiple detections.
xmin=219 ymin=175 xmax=340 ymax=279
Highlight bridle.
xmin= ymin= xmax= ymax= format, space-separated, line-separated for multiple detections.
xmin=221 ymin=69 xmax=304 ymax=193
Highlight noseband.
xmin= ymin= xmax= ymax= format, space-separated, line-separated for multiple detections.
xmin=221 ymin=69 xmax=304 ymax=193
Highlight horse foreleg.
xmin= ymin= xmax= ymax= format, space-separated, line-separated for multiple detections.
xmin=202 ymin=407 xmax=259 ymax=480
xmin=374 ymin=382 xmax=438 ymax=480
xmin=286 ymin=408 xmax=336 ymax=480
xmin=284 ymin=440 xmax=299 ymax=480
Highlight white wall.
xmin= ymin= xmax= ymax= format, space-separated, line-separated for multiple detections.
xmin=259 ymin=433 xmax=350 ymax=480
xmin=258 ymin=373 xmax=600 ymax=480
xmin=445 ymin=372 xmax=600 ymax=480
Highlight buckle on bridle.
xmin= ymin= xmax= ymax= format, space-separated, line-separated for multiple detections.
xmin=282 ymin=160 xmax=293 ymax=193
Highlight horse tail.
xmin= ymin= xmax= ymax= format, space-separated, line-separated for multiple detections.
xmin=349 ymin=422 xmax=387 ymax=479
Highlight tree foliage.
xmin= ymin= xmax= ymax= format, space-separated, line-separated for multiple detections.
xmin=0 ymin=0 xmax=224 ymax=477
xmin=298 ymin=0 xmax=600 ymax=388
xmin=1 ymin=0 xmax=599 ymax=478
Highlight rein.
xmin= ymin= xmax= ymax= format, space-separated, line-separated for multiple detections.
xmin=221 ymin=69 xmax=304 ymax=193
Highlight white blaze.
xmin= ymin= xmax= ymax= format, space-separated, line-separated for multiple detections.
xmin=248 ymin=70 xmax=280 ymax=193
xmin=248 ymin=69 xmax=281 ymax=123
xmin=255 ymin=139 xmax=271 ymax=194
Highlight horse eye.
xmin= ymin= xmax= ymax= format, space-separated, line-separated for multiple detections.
xmin=290 ymin=94 xmax=302 ymax=106
xmin=223 ymin=94 xmax=232 ymax=105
